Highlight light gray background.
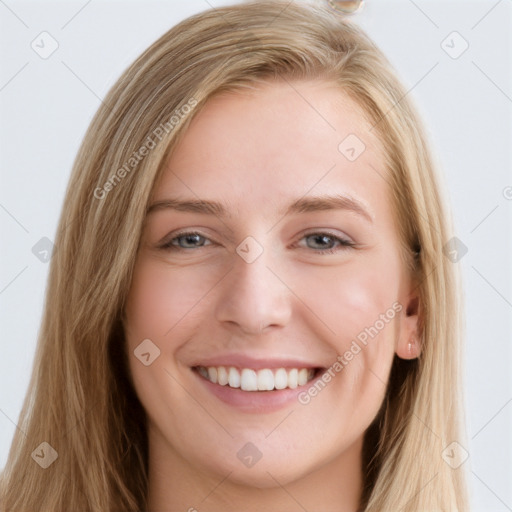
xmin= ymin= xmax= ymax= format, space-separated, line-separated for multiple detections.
xmin=1 ymin=1 xmax=511 ymax=510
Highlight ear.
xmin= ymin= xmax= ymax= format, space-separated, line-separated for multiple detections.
xmin=395 ymin=291 xmax=421 ymax=360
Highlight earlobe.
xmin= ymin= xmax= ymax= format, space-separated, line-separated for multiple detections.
xmin=397 ymin=331 xmax=422 ymax=361
xmin=396 ymin=293 xmax=422 ymax=360
xmin=404 ymin=335 xmax=421 ymax=359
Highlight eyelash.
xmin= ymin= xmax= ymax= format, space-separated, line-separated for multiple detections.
xmin=158 ymin=230 xmax=356 ymax=255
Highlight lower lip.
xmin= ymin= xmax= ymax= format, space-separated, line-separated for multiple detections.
xmin=193 ymin=369 xmax=322 ymax=413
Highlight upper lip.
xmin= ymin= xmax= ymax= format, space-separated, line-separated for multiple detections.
xmin=191 ymin=354 xmax=324 ymax=370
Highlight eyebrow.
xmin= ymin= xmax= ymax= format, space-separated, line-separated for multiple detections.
xmin=147 ymin=194 xmax=373 ymax=222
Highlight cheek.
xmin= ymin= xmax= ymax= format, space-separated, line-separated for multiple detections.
xmin=291 ymin=254 xmax=403 ymax=416
xmin=294 ymin=257 xmax=401 ymax=346
xmin=125 ymin=257 xmax=215 ymax=348
xmin=289 ymin=262 xmax=401 ymax=449
xmin=124 ymin=258 xmax=215 ymax=426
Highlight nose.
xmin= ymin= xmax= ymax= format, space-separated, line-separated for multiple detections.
xmin=214 ymin=243 xmax=292 ymax=335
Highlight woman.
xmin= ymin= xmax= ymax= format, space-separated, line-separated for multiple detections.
xmin=0 ymin=1 xmax=469 ymax=510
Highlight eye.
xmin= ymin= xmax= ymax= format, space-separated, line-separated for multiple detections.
xmin=159 ymin=231 xmax=213 ymax=250
xmin=298 ymin=231 xmax=355 ymax=255
xmin=158 ymin=230 xmax=355 ymax=255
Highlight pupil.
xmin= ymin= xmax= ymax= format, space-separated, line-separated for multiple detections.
xmin=184 ymin=234 xmax=201 ymax=247
xmin=312 ymin=235 xmax=331 ymax=248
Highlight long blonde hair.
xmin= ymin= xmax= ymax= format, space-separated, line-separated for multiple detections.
xmin=0 ymin=1 xmax=469 ymax=510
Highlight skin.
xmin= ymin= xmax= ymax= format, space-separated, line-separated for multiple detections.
xmin=124 ymin=79 xmax=420 ymax=512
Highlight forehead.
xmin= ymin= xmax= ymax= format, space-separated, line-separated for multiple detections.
xmin=154 ymin=79 xmax=388 ymax=221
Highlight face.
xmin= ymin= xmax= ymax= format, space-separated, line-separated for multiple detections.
xmin=124 ymin=80 xmax=419 ymax=488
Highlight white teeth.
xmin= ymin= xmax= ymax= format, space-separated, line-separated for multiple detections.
xmin=228 ymin=367 xmax=240 ymax=388
xmin=288 ymin=368 xmax=298 ymax=389
xmin=257 ymin=369 xmax=274 ymax=391
xmin=217 ymin=366 xmax=228 ymax=386
xmin=197 ymin=365 xmax=316 ymax=391
xmin=298 ymin=368 xmax=308 ymax=386
xmin=241 ymin=369 xmax=258 ymax=391
xmin=274 ymin=368 xmax=288 ymax=390
xmin=207 ymin=367 xmax=217 ymax=384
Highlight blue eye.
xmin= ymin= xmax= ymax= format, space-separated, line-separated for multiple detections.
xmin=159 ymin=230 xmax=355 ymax=255
xmin=160 ymin=231 xmax=211 ymax=250
xmin=300 ymin=232 xmax=355 ymax=255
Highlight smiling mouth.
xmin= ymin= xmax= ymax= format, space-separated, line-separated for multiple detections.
xmin=193 ymin=366 xmax=322 ymax=392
